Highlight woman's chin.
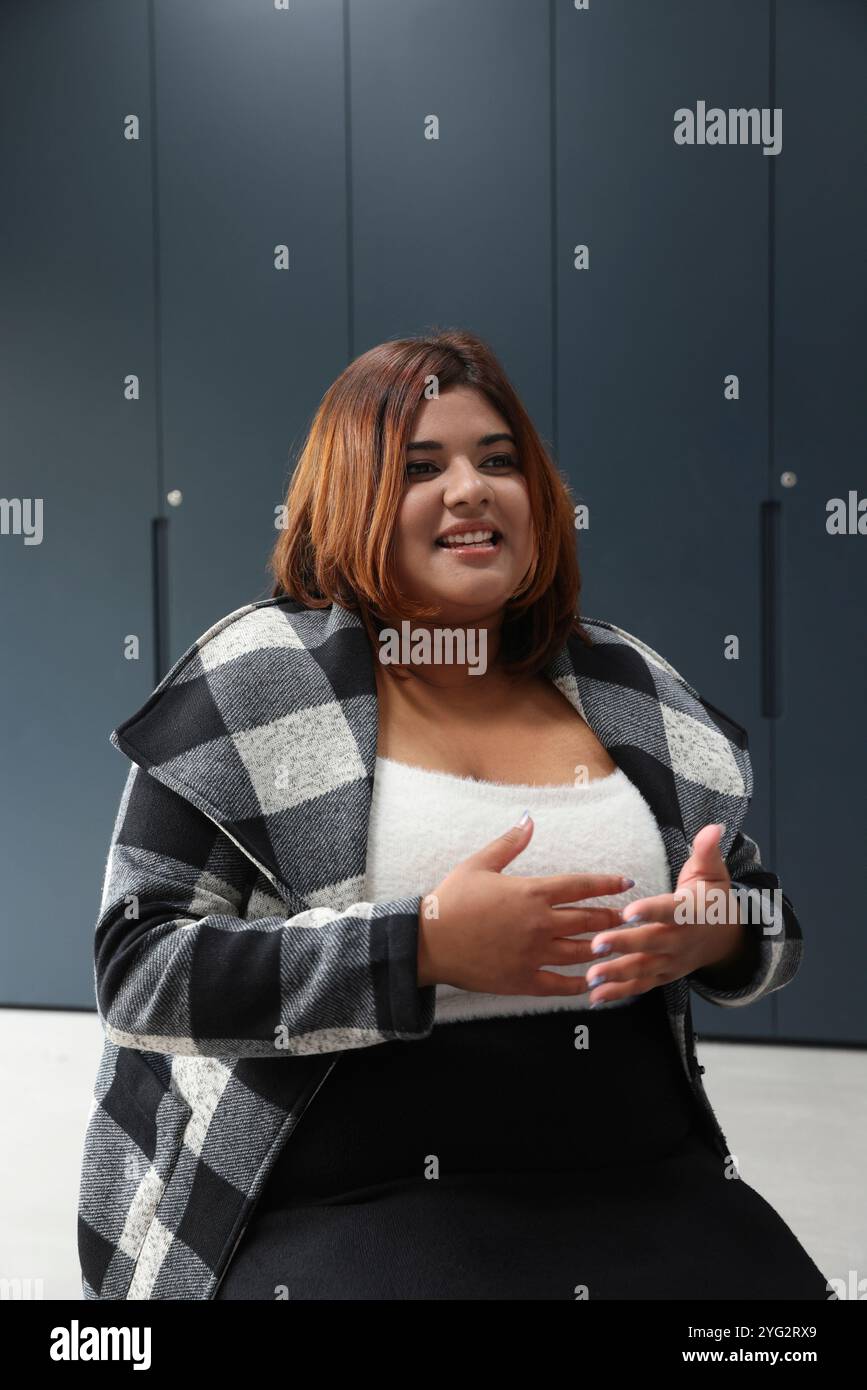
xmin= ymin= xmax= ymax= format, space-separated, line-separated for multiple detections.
xmin=401 ymin=583 xmax=514 ymax=623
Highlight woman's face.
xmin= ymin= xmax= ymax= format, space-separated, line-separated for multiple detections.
xmin=390 ymin=385 xmax=535 ymax=624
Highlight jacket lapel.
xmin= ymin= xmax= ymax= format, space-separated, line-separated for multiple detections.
xmin=542 ymin=622 xmax=752 ymax=888
xmin=111 ymin=599 xmax=753 ymax=915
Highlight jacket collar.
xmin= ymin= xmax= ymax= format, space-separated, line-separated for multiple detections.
xmin=110 ymin=598 xmax=752 ymax=909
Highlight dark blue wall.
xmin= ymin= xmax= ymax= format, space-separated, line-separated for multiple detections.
xmin=1 ymin=1 xmax=863 ymax=1045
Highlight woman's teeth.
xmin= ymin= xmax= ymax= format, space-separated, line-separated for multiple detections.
xmin=436 ymin=531 xmax=498 ymax=547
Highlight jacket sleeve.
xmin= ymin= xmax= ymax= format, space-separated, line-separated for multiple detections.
xmin=689 ymin=828 xmax=803 ymax=1008
xmin=94 ymin=762 xmax=437 ymax=1058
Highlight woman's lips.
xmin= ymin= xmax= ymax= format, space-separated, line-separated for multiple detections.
xmin=434 ymin=533 xmax=503 ymax=558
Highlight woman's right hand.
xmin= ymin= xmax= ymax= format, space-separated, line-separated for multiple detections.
xmin=416 ymin=813 xmax=631 ymax=995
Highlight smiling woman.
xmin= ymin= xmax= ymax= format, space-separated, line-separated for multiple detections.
xmin=221 ymin=330 xmax=828 ymax=1299
xmin=81 ymin=329 xmax=829 ymax=1302
xmin=269 ymin=331 xmax=584 ymax=683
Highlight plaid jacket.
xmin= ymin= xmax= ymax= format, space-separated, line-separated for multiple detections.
xmin=77 ymin=596 xmax=802 ymax=1301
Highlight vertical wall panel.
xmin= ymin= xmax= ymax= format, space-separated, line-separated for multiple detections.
xmin=350 ymin=0 xmax=553 ymax=432
xmin=154 ymin=0 xmax=349 ymax=659
xmin=0 ymin=0 xmax=157 ymax=1006
xmin=773 ymin=0 xmax=867 ymax=1041
xmin=555 ymin=0 xmax=774 ymax=1038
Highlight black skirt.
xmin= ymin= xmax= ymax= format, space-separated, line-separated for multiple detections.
xmin=215 ymin=990 xmax=830 ymax=1300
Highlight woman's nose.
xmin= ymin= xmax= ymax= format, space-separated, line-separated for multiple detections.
xmin=442 ymin=460 xmax=493 ymax=506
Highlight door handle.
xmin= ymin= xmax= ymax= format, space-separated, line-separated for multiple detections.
xmin=760 ymin=500 xmax=782 ymax=719
xmin=151 ymin=515 xmax=169 ymax=687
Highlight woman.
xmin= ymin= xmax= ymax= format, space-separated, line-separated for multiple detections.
xmin=79 ymin=330 xmax=829 ymax=1301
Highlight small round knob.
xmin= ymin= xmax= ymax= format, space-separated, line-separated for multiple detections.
xmin=167 ymin=489 xmax=183 ymax=507
xmin=780 ymin=471 xmax=797 ymax=488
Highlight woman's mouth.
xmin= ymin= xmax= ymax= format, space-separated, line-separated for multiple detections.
xmin=434 ymin=529 xmax=502 ymax=554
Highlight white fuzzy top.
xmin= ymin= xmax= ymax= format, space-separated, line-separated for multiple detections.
xmin=362 ymin=756 xmax=672 ymax=1024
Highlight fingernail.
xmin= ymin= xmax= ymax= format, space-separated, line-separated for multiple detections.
xmin=515 ymin=809 xmax=531 ymax=827
xmin=591 ymin=940 xmax=612 ymax=956
xmin=620 ymin=876 xmax=635 ymax=889
xmin=622 ymin=913 xmax=647 ymax=924
xmin=588 ymin=975 xmax=607 ymax=988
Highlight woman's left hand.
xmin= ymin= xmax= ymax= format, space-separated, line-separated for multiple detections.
xmin=586 ymin=823 xmax=747 ymax=1004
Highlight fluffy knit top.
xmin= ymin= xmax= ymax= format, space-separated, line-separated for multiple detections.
xmin=362 ymin=755 xmax=673 ymax=1023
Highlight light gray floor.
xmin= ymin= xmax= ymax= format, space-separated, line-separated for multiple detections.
xmin=1 ymin=1007 xmax=863 ymax=1300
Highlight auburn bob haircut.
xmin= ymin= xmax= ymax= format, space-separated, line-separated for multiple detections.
xmin=269 ymin=327 xmax=591 ymax=678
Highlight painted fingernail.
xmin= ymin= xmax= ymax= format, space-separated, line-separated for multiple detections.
xmin=591 ymin=940 xmax=612 ymax=956
xmin=620 ymin=876 xmax=635 ymax=889
xmin=588 ymin=975 xmax=607 ymax=987
xmin=622 ymin=913 xmax=647 ymax=924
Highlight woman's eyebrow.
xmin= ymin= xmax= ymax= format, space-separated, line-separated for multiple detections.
xmin=406 ymin=432 xmax=516 ymax=452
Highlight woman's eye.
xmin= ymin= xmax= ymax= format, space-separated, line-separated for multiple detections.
xmin=405 ymin=455 xmax=519 ymax=479
xmin=481 ymin=454 xmax=519 ymax=470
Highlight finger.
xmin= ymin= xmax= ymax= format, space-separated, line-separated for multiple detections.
xmin=586 ymin=951 xmax=673 ymax=989
xmin=529 ymin=969 xmax=589 ymax=997
xmin=587 ymin=976 xmax=656 ymax=1005
xmin=529 ymin=872 xmax=635 ymax=905
xmin=618 ymin=893 xmax=680 ymax=925
xmin=586 ymin=965 xmax=670 ymax=1004
xmin=546 ymin=905 xmax=624 ymax=936
xmin=680 ymin=823 xmax=728 ymax=878
xmin=591 ymin=921 xmax=676 ymax=958
xmin=690 ymin=822 xmax=726 ymax=856
xmin=539 ymin=938 xmax=607 ymax=966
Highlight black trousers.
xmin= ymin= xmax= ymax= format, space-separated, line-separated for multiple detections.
xmin=216 ymin=990 xmax=831 ymax=1300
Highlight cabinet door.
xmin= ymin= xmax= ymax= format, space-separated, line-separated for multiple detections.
xmin=153 ymin=0 xmax=350 ymax=660
xmin=0 ymin=2 xmax=157 ymax=1006
xmin=773 ymin=0 xmax=867 ymax=1042
xmin=555 ymin=1 xmax=773 ymax=1037
xmin=349 ymin=0 xmax=552 ymax=428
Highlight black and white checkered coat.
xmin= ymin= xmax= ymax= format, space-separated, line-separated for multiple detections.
xmin=77 ymin=597 xmax=802 ymax=1301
